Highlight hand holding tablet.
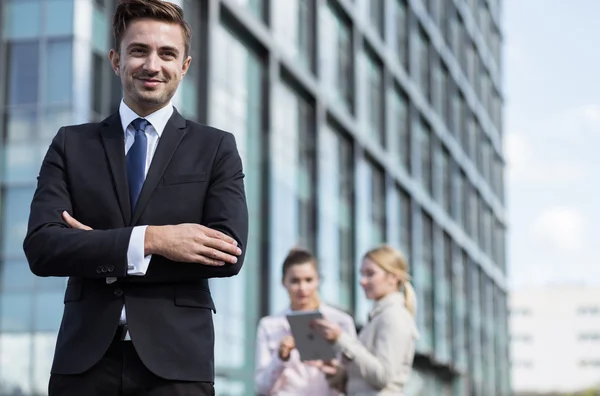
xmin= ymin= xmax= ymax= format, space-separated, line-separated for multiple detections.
xmin=285 ymin=310 xmax=337 ymax=361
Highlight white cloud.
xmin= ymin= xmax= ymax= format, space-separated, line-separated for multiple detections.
xmin=504 ymin=132 xmax=587 ymax=184
xmin=531 ymin=207 xmax=585 ymax=254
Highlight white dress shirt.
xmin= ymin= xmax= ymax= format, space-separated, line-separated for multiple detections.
xmin=106 ymin=100 xmax=174 ymax=324
xmin=255 ymin=304 xmax=357 ymax=396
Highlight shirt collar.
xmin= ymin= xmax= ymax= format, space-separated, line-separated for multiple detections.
xmin=119 ymin=99 xmax=174 ymax=138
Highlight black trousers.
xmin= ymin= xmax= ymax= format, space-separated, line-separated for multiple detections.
xmin=48 ymin=337 xmax=215 ymax=396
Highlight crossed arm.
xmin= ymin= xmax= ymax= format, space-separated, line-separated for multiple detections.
xmin=23 ymin=129 xmax=249 ymax=281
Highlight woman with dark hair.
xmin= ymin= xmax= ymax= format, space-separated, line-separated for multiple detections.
xmin=254 ymin=248 xmax=356 ymax=395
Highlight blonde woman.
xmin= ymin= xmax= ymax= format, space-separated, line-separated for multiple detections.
xmin=310 ymin=245 xmax=419 ymax=396
xmin=254 ymin=248 xmax=356 ymax=395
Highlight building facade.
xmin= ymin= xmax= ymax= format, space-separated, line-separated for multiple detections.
xmin=0 ymin=0 xmax=509 ymax=395
xmin=511 ymin=286 xmax=600 ymax=395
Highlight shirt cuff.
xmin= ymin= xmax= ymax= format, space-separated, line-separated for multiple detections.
xmin=127 ymin=225 xmax=152 ymax=276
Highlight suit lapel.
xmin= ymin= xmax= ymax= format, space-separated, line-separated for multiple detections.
xmin=131 ymin=109 xmax=188 ymax=225
xmin=99 ymin=113 xmax=131 ymax=225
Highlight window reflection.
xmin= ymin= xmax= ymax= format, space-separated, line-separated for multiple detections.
xmin=320 ymin=3 xmax=353 ymax=112
xmin=274 ymin=0 xmax=313 ymax=70
xmin=45 ymin=0 xmax=74 ymax=36
xmin=208 ymin=23 xmax=263 ymax=384
xmin=8 ymin=42 xmax=40 ymax=106
xmin=0 ymin=261 xmax=36 ymax=292
xmin=318 ymin=125 xmax=354 ymax=310
xmin=0 ymin=293 xmax=33 ymax=332
xmin=391 ymin=88 xmax=409 ymax=171
xmin=420 ymin=212 xmax=434 ymax=352
xmin=0 ymin=333 xmax=32 ymax=395
xmin=34 ymin=291 xmax=64 ymax=332
xmin=45 ymin=40 xmax=73 ymax=104
xmin=3 ymin=143 xmax=44 ymax=184
xmin=2 ymin=0 xmax=41 ymax=39
xmin=2 ymin=188 xmax=35 ymax=259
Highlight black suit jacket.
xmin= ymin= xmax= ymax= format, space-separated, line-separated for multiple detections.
xmin=23 ymin=109 xmax=248 ymax=382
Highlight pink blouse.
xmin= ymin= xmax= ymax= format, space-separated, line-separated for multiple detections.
xmin=254 ymin=304 xmax=356 ymax=395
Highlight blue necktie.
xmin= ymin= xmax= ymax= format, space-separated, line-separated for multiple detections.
xmin=127 ymin=118 xmax=149 ymax=211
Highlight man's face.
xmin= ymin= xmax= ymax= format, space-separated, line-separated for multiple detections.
xmin=109 ymin=18 xmax=191 ymax=115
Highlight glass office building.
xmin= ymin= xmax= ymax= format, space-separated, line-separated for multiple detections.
xmin=0 ymin=0 xmax=509 ymax=395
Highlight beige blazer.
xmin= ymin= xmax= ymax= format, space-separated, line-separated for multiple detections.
xmin=330 ymin=292 xmax=419 ymax=396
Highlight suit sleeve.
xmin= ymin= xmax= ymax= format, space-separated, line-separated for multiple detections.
xmin=194 ymin=131 xmax=248 ymax=278
xmin=23 ymin=128 xmax=133 ymax=279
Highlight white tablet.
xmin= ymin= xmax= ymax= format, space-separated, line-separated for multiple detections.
xmin=286 ymin=310 xmax=337 ymax=362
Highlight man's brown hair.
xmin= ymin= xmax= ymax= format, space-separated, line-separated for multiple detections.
xmin=113 ymin=0 xmax=192 ymax=57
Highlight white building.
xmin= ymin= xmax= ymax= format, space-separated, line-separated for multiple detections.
xmin=510 ymin=285 xmax=600 ymax=394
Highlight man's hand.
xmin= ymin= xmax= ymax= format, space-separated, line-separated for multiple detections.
xmin=278 ymin=335 xmax=295 ymax=361
xmin=63 ymin=211 xmax=92 ymax=230
xmin=63 ymin=212 xmax=241 ymax=267
xmin=145 ymin=224 xmax=242 ymax=267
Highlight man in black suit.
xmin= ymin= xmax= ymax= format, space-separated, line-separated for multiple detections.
xmin=22 ymin=0 xmax=248 ymax=395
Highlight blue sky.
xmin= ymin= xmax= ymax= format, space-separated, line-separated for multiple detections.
xmin=505 ymin=0 xmax=600 ymax=287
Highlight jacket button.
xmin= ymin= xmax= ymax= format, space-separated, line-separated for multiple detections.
xmin=114 ymin=289 xmax=123 ymax=297
xmin=96 ymin=266 xmax=102 ymax=274
xmin=107 ymin=265 xmax=114 ymax=272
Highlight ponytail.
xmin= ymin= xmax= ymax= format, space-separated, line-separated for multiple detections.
xmin=403 ymin=281 xmax=417 ymax=317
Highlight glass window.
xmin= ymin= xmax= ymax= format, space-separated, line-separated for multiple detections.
xmin=420 ymin=212 xmax=435 ymax=352
xmin=2 ymin=188 xmax=35 ymax=259
xmin=0 ymin=260 xmax=36 ymax=292
xmin=451 ymin=88 xmax=462 ymax=137
xmin=40 ymin=107 xmax=73 ymax=142
xmin=45 ymin=0 xmax=74 ymax=36
xmin=318 ymin=125 xmax=354 ymax=310
xmin=0 ymin=293 xmax=33 ymax=332
xmin=2 ymin=0 xmax=41 ymax=39
xmin=92 ymin=52 xmax=105 ymax=116
xmin=274 ymin=0 xmax=313 ymax=70
xmin=395 ymin=0 xmax=409 ymax=70
xmin=179 ymin=0 xmax=201 ymax=120
xmin=370 ymin=161 xmax=386 ymax=245
xmin=432 ymin=56 xmax=443 ymax=117
xmin=7 ymin=42 xmax=40 ymax=106
xmin=441 ymin=147 xmax=452 ymax=214
xmin=369 ymin=0 xmax=384 ymax=38
xmin=92 ymin=5 xmax=110 ymax=53
xmin=416 ymin=27 xmax=431 ymax=101
xmin=4 ymin=108 xmax=38 ymax=143
xmin=269 ymin=81 xmax=316 ymax=311
xmin=34 ymin=290 xmax=64 ymax=331
xmin=3 ymin=142 xmax=47 ymax=184
xmin=320 ymin=4 xmax=353 ymax=112
xmin=0 ymin=333 xmax=32 ymax=395
xmin=431 ymin=0 xmax=445 ymax=31
xmin=457 ymin=171 xmax=466 ymax=227
xmin=419 ymin=118 xmax=433 ymax=196
xmin=363 ymin=52 xmax=384 ymax=145
xmin=447 ymin=4 xmax=460 ymax=58
xmin=229 ymin=0 xmax=264 ymax=21
xmin=442 ymin=233 xmax=453 ymax=362
xmin=45 ymin=40 xmax=73 ymax=104
xmin=391 ymin=88 xmax=410 ymax=171
xmin=206 ymin=23 xmax=265 ymax=387
xmin=397 ymin=186 xmax=411 ymax=259
xmin=462 ymin=182 xmax=473 ymax=238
